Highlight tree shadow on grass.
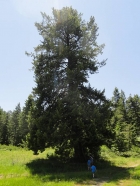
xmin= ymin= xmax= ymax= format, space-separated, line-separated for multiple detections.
xmin=26 ymin=156 xmax=90 ymax=182
xmin=96 ymin=159 xmax=134 ymax=185
xmin=26 ymin=156 xmax=132 ymax=184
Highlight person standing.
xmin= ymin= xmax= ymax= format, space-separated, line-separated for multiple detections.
xmin=87 ymin=159 xmax=91 ymax=170
xmin=87 ymin=155 xmax=94 ymax=170
xmin=90 ymin=155 xmax=93 ymax=164
xmin=91 ymin=164 xmax=96 ymax=178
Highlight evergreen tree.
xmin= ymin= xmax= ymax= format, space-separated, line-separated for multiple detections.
xmin=126 ymin=94 xmax=140 ymax=146
xmin=20 ymin=94 xmax=35 ymax=144
xmin=9 ymin=103 xmax=21 ymax=146
xmin=110 ymin=89 xmax=137 ymax=152
xmin=27 ymin=7 xmax=110 ymax=160
xmin=0 ymin=108 xmax=9 ymax=145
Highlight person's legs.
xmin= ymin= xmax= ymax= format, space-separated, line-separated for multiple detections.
xmin=93 ymin=173 xmax=94 ymax=178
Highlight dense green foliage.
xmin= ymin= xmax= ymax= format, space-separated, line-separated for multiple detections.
xmin=25 ymin=7 xmax=112 ymax=161
xmin=1 ymin=87 xmax=139 ymax=157
xmin=110 ymin=88 xmax=140 ymax=153
xmin=0 ymin=95 xmax=35 ymax=147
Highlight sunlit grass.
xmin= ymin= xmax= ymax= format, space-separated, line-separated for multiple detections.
xmin=0 ymin=177 xmax=75 ymax=186
xmin=0 ymin=145 xmax=88 ymax=186
xmin=99 ymin=145 xmax=140 ymax=186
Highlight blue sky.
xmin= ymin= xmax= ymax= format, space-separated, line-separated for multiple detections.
xmin=0 ymin=0 xmax=140 ymax=111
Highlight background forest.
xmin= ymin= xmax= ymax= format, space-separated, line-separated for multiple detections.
xmin=0 ymin=87 xmax=140 ymax=159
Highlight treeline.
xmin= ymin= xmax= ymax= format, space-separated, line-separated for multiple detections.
xmin=0 ymin=88 xmax=139 ymax=154
xmin=0 ymin=95 xmax=34 ymax=147
xmin=109 ymin=88 xmax=140 ymax=152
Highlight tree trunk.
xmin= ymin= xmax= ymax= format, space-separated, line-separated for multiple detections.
xmin=74 ymin=142 xmax=86 ymax=162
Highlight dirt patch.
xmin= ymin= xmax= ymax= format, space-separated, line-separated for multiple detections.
xmin=129 ymin=163 xmax=139 ymax=168
xmin=75 ymin=177 xmax=109 ymax=186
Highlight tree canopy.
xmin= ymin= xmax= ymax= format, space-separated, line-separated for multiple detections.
xmin=26 ymin=7 xmax=110 ymax=161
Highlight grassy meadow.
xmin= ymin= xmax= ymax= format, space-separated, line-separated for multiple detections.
xmin=0 ymin=145 xmax=140 ymax=186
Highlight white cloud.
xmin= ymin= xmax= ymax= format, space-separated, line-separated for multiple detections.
xmin=11 ymin=0 xmax=71 ymax=18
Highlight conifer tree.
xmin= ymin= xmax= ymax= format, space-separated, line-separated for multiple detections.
xmin=9 ymin=103 xmax=21 ymax=146
xmin=20 ymin=94 xmax=35 ymax=143
xmin=111 ymin=89 xmax=137 ymax=152
xmin=0 ymin=108 xmax=9 ymax=145
xmin=126 ymin=95 xmax=140 ymax=146
xmin=27 ymin=7 xmax=110 ymax=160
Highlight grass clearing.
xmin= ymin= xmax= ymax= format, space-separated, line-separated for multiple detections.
xmin=0 ymin=144 xmax=140 ymax=185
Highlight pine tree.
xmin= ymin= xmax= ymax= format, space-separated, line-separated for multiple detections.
xmin=110 ymin=89 xmax=137 ymax=152
xmin=9 ymin=103 xmax=21 ymax=146
xmin=20 ymin=94 xmax=35 ymax=144
xmin=126 ymin=95 xmax=140 ymax=146
xmin=0 ymin=108 xmax=9 ymax=145
xmin=27 ymin=7 xmax=110 ymax=160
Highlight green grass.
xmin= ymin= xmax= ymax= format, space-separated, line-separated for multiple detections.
xmin=0 ymin=144 xmax=140 ymax=185
xmin=97 ymin=145 xmax=140 ymax=186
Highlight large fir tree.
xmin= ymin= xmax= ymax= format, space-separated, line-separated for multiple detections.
xmin=27 ymin=7 xmax=110 ymax=161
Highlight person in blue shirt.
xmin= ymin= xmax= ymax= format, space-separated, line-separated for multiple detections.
xmin=87 ymin=159 xmax=92 ymax=170
xmin=91 ymin=164 xmax=96 ymax=178
xmin=87 ymin=155 xmax=94 ymax=170
xmin=90 ymin=155 xmax=93 ymax=164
